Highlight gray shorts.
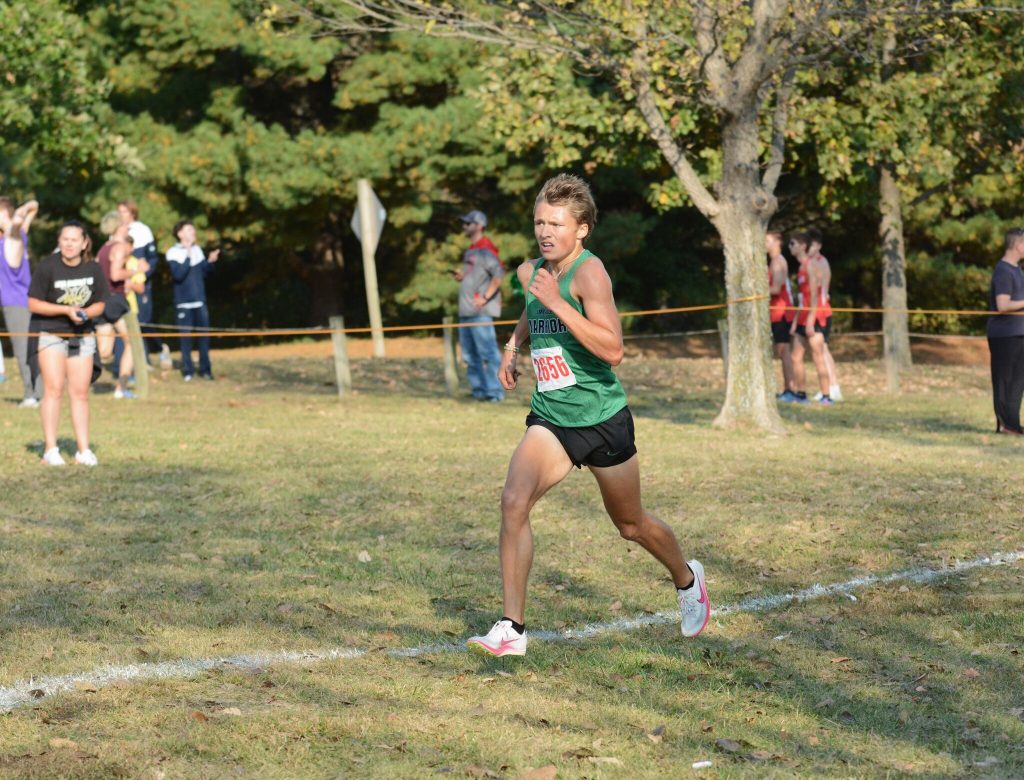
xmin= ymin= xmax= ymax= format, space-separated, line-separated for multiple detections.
xmin=39 ymin=332 xmax=97 ymax=359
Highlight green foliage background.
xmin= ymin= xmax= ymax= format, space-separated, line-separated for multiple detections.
xmin=1 ymin=1 xmax=1021 ymax=336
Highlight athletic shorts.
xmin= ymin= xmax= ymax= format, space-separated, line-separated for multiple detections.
xmin=39 ymin=332 xmax=97 ymax=359
xmin=526 ymin=405 xmax=637 ymax=469
xmin=99 ymin=293 xmax=130 ymax=325
xmin=795 ymin=316 xmax=831 ymax=343
xmin=771 ymin=319 xmax=792 ymax=345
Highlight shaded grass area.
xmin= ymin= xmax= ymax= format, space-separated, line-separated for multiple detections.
xmin=1 ymin=351 xmax=1023 ymax=778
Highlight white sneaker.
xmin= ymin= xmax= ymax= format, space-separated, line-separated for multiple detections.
xmin=74 ymin=449 xmax=99 ymax=467
xmin=466 ymin=619 xmax=527 ymax=657
xmin=830 ymin=384 xmax=843 ymax=402
xmin=678 ymin=560 xmax=710 ymax=638
xmin=19 ymin=397 xmax=40 ymax=408
xmin=160 ymin=344 xmax=172 ymax=369
xmin=812 ymin=391 xmax=824 ymax=402
xmin=41 ymin=447 xmax=66 ymax=466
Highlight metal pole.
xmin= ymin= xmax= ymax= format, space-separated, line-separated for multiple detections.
xmin=124 ymin=310 xmax=149 ymax=400
xmin=329 ymin=316 xmax=352 ymax=397
xmin=442 ymin=316 xmax=459 ymax=397
xmin=357 ymin=179 xmax=386 ymax=358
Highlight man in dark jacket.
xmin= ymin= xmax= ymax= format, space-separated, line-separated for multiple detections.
xmin=167 ymin=219 xmax=219 ymax=381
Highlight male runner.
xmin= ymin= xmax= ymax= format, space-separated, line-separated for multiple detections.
xmin=466 ymin=174 xmax=709 ymax=657
xmin=766 ymin=231 xmax=797 ymax=402
xmin=789 ymin=231 xmax=832 ymax=405
xmin=806 ymin=231 xmax=842 ymax=401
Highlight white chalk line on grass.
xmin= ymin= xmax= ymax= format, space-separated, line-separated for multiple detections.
xmin=1 ymin=550 xmax=1021 ymax=713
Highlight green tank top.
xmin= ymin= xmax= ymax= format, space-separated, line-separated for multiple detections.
xmin=525 ymin=249 xmax=628 ymax=427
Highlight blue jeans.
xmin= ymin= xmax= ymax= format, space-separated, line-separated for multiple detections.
xmin=459 ymin=315 xmax=504 ymax=400
xmin=177 ymin=304 xmax=211 ymax=377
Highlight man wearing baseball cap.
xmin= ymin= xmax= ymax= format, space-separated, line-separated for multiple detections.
xmin=453 ymin=209 xmax=505 ymax=402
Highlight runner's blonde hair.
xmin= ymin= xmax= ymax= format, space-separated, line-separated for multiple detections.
xmin=535 ymin=174 xmax=597 ymax=243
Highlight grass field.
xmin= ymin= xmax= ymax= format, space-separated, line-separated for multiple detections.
xmin=1 ymin=343 xmax=1023 ymax=779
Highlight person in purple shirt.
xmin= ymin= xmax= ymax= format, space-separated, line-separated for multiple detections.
xmin=0 ymin=197 xmax=42 ymax=407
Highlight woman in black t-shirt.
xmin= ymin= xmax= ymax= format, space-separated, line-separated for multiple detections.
xmin=27 ymin=221 xmax=109 ymax=466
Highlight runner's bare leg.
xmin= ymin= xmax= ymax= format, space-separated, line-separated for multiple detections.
xmin=591 ymin=455 xmax=693 ymax=588
xmin=499 ymin=425 xmax=574 ymax=624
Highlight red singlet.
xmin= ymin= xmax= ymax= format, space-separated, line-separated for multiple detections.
xmin=796 ymin=258 xmax=831 ymax=326
xmin=768 ymin=259 xmax=794 ymax=323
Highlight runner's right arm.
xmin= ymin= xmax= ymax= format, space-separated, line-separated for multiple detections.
xmin=498 ymin=263 xmax=535 ymax=391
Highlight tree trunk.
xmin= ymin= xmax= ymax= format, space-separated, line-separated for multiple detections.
xmin=878 ymin=162 xmax=912 ymax=391
xmin=711 ymin=109 xmax=785 ymax=433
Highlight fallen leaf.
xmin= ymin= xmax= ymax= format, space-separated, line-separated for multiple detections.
xmin=318 ymin=603 xmax=338 ymax=614
xmin=586 ymin=756 xmax=623 ymax=766
xmin=562 ymin=747 xmax=595 ymax=759
xmin=219 ymin=707 xmax=242 ymax=716
xmin=814 ymin=698 xmax=834 ymax=709
xmin=48 ymin=738 xmax=79 ymax=750
xmin=962 ymin=668 xmax=981 ymax=679
xmin=807 ymin=734 xmax=820 ymax=746
xmin=192 ymin=711 xmax=209 ymax=722
xmin=830 ymin=657 xmax=852 ymax=664
xmin=73 ymin=681 xmax=98 ymax=693
xmin=715 ymin=738 xmax=741 ymax=753
xmin=357 ymin=550 xmax=372 ymax=563
xmin=647 ymin=725 xmax=665 ymax=744
xmin=700 ymin=720 xmax=713 ymax=733
xmin=749 ymin=750 xmax=776 ymax=762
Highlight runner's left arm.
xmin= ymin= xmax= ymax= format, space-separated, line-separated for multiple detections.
xmin=529 ymin=259 xmax=623 ymax=365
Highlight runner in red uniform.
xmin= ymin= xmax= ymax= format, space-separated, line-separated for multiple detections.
xmin=807 ymin=232 xmax=842 ymax=401
xmin=789 ymin=231 xmax=832 ymax=405
xmin=766 ymin=231 xmax=797 ymax=402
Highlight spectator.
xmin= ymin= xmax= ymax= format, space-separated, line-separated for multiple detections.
xmin=96 ymin=212 xmax=149 ymax=398
xmin=117 ymin=199 xmax=171 ymax=370
xmin=807 ymin=230 xmax=843 ymax=402
xmin=0 ymin=197 xmax=42 ymax=407
xmin=788 ymin=232 xmax=832 ymax=405
xmin=167 ymin=219 xmax=219 ymax=381
xmin=987 ymin=227 xmax=1024 ymax=435
xmin=453 ymin=209 xmax=505 ymax=402
xmin=766 ymin=231 xmax=797 ymax=402
xmin=27 ymin=221 xmax=108 ymax=466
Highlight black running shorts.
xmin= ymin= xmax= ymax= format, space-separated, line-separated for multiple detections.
xmin=526 ymin=405 xmax=637 ymax=469
xmin=771 ymin=319 xmax=792 ymax=345
xmin=795 ymin=316 xmax=832 ymax=343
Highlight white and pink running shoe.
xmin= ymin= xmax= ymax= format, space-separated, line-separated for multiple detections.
xmin=679 ymin=559 xmax=710 ymax=638
xmin=466 ymin=619 xmax=527 ymax=657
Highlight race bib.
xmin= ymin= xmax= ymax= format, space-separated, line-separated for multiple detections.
xmin=531 ymin=346 xmax=577 ymax=392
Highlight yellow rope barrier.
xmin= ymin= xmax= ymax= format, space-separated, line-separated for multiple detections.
xmin=3 ymin=295 xmax=1021 ymax=340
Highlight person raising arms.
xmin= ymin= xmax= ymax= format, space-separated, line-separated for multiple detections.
xmin=0 ymin=197 xmax=42 ymax=406
xmin=466 ymin=174 xmax=709 ymax=657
